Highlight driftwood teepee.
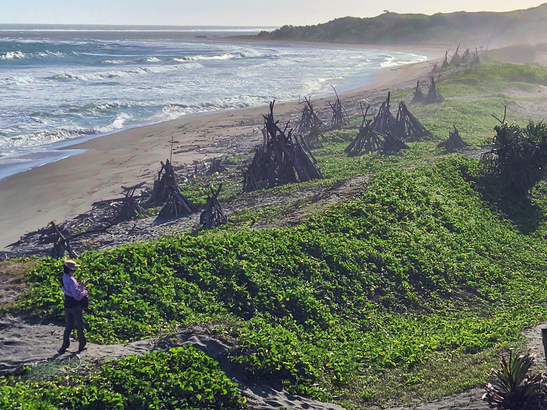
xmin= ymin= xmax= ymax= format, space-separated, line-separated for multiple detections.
xmin=382 ymin=132 xmax=408 ymax=155
xmin=423 ymin=76 xmax=444 ymax=105
xmin=471 ymin=48 xmax=480 ymax=65
xmin=441 ymin=50 xmax=450 ymax=69
xmin=297 ymin=96 xmax=324 ymax=148
xmin=345 ymin=120 xmax=383 ymax=157
xmin=460 ymin=48 xmax=472 ymax=64
xmin=371 ymin=92 xmax=396 ymax=135
xmin=411 ymin=81 xmax=425 ymax=104
xmin=242 ymin=101 xmax=323 ymax=192
xmin=393 ymin=101 xmax=434 ymax=142
xmin=437 ymin=126 xmax=468 ymax=152
xmin=148 ymin=159 xmax=197 ymax=220
xmin=450 ymin=43 xmax=461 ymax=66
xmin=206 ymin=157 xmax=228 ymax=175
xmin=156 ymin=188 xmax=198 ymax=220
xmin=345 ymin=104 xmax=383 ymax=156
xmin=114 ymin=182 xmax=145 ymax=221
xmin=328 ymin=87 xmax=349 ymax=130
xmin=200 ymin=184 xmax=227 ymax=229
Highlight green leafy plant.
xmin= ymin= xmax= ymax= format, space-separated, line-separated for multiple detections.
xmin=481 ymin=119 xmax=547 ymax=196
xmin=483 ymin=350 xmax=546 ymax=409
xmin=0 ymin=346 xmax=244 ymax=410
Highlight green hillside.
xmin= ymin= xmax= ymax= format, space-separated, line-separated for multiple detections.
xmin=251 ymin=4 xmax=547 ymax=45
xmin=5 ymin=62 xmax=547 ymax=408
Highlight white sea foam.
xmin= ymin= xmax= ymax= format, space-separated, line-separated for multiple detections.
xmin=0 ymin=128 xmax=90 ymax=152
xmin=0 ymin=51 xmax=25 ymax=60
xmin=174 ymin=49 xmax=266 ymax=62
xmin=0 ymin=75 xmax=35 ymax=86
xmin=37 ymin=50 xmax=65 ymax=58
xmin=102 ymin=60 xmax=127 ymax=65
xmin=95 ymin=113 xmax=131 ymax=133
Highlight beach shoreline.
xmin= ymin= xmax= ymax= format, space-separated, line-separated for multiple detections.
xmin=0 ymin=43 xmax=444 ymax=250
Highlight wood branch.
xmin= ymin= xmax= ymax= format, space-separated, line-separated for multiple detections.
xmin=121 ymin=182 xmax=146 ymax=192
xmin=92 ymin=195 xmax=145 ymax=207
xmin=70 ymin=223 xmax=114 ymax=239
xmin=49 ymin=221 xmax=78 ymax=259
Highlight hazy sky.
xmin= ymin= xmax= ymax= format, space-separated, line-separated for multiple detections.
xmin=2 ymin=0 xmax=546 ymax=27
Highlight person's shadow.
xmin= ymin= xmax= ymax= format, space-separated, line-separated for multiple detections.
xmin=49 ymin=350 xmax=85 ymax=361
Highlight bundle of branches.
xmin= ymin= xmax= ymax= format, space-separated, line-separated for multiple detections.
xmin=242 ymin=101 xmax=323 ymax=192
xmin=471 ymin=47 xmax=480 ymax=65
xmin=423 ymin=76 xmax=444 ymax=105
xmin=480 ymin=111 xmax=547 ymax=196
xmin=460 ymin=48 xmax=472 ymax=64
xmin=297 ymin=97 xmax=324 ymax=148
xmin=147 ymin=159 xmax=179 ymax=205
xmin=156 ymin=186 xmax=198 ymax=220
xmin=206 ymin=157 xmax=228 ymax=175
xmin=393 ymin=101 xmax=434 ymax=142
xmin=371 ymin=92 xmax=396 ymax=135
xmin=345 ymin=104 xmax=383 ymax=156
xmin=114 ymin=182 xmax=146 ymax=221
xmin=441 ymin=50 xmax=450 ymax=69
xmin=328 ymin=87 xmax=349 ymax=130
xmin=411 ymin=80 xmax=424 ymax=104
xmin=345 ymin=120 xmax=383 ymax=156
xmin=382 ymin=131 xmax=408 ymax=155
xmin=438 ymin=126 xmax=468 ymax=151
xmin=450 ymin=43 xmax=461 ymax=66
xmin=200 ymin=184 xmax=227 ymax=229
xmin=48 ymin=221 xmax=78 ymax=259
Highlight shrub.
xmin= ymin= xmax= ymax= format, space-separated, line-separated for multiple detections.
xmin=480 ymin=120 xmax=547 ymax=196
xmin=483 ymin=350 xmax=546 ymax=409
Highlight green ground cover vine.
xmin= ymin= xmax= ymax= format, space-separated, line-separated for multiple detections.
xmin=10 ymin=156 xmax=547 ymax=406
xmin=6 ymin=63 xmax=547 ymax=408
xmin=0 ymin=345 xmax=243 ymax=410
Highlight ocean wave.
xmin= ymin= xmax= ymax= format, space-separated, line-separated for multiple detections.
xmin=0 ymin=75 xmax=35 ymax=86
xmin=95 ymin=113 xmax=132 ymax=133
xmin=0 ymin=49 xmax=68 ymax=60
xmin=140 ymin=56 xmax=161 ymax=63
xmin=0 ymin=51 xmax=25 ymax=60
xmin=173 ymin=49 xmax=266 ymax=62
xmin=101 ymin=59 xmax=128 ymax=65
xmin=0 ymin=128 xmax=94 ymax=151
xmin=36 ymin=50 xmax=65 ymax=58
xmin=51 ymin=63 xmax=200 ymax=82
xmin=379 ymin=53 xmax=428 ymax=68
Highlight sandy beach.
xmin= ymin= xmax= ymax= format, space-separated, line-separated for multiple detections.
xmin=0 ymin=44 xmax=444 ymax=251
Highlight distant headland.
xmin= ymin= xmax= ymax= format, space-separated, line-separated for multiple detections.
xmin=239 ymin=3 xmax=547 ymax=48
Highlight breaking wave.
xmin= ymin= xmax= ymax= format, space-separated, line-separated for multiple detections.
xmin=0 ymin=51 xmax=25 ymax=60
xmin=173 ymin=49 xmax=267 ymax=62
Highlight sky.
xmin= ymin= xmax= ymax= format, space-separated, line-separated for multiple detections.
xmin=2 ymin=0 xmax=546 ymax=27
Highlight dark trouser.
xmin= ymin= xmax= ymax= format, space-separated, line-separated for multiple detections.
xmin=60 ymin=305 xmax=86 ymax=351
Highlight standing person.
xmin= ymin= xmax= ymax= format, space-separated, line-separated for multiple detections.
xmin=58 ymin=259 xmax=88 ymax=354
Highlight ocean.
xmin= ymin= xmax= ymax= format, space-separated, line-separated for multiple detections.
xmin=0 ymin=25 xmax=429 ymax=181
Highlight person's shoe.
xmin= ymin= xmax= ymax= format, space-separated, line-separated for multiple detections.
xmin=57 ymin=348 xmax=67 ymax=355
xmin=77 ymin=346 xmax=87 ymax=352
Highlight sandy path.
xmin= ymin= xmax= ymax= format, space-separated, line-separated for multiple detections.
xmin=3 ymin=313 xmax=547 ymax=409
xmin=0 ymin=314 xmax=345 ymax=410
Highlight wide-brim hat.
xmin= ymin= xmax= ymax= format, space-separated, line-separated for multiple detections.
xmin=64 ymin=258 xmax=81 ymax=270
